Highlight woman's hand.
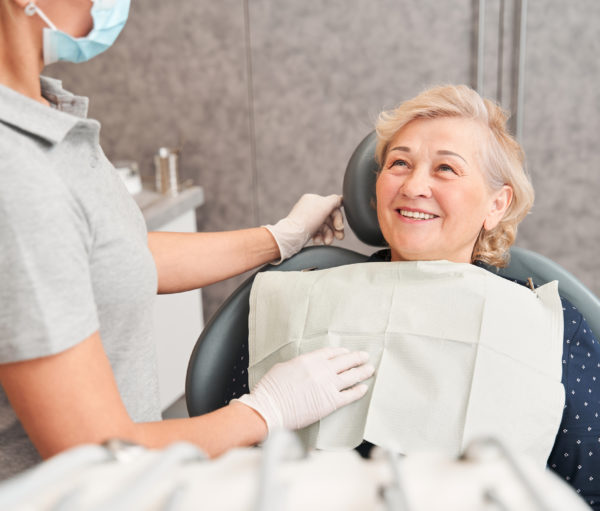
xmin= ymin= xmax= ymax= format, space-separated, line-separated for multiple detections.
xmin=264 ymin=194 xmax=345 ymax=263
xmin=235 ymin=347 xmax=374 ymax=431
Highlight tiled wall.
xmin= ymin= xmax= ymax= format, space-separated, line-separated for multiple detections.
xmin=47 ymin=0 xmax=599 ymax=329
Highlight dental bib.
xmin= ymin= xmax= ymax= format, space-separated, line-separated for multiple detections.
xmin=248 ymin=261 xmax=565 ymax=466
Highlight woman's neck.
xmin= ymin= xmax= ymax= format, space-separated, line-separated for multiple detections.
xmin=0 ymin=4 xmax=49 ymax=106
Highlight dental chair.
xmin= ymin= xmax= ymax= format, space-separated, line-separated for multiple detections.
xmin=186 ymin=131 xmax=600 ymax=417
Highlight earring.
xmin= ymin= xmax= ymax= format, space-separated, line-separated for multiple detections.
xmin=24 ymin=2 xmax=37 ymax=16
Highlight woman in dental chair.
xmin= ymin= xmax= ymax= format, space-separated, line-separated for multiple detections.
xmin=370 ymin=85 xmax=598 ymax=507
xmin=234 ymin=85 xmax=599 ymax=508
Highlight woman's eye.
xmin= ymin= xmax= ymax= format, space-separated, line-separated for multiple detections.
xmin=438 ymin=164 xmax=457 ymax=174
xmin=389 ymin=159 xmax=407 ymax=168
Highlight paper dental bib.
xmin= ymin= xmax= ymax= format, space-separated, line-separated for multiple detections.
xmin=248 ymin=261 xmax=565 ymax=466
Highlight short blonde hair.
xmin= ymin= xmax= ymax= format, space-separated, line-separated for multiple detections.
xmin=375 ymin=84 xmax=534 ymax=267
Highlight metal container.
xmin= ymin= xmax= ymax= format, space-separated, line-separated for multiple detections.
xmin=154 ymin=147 xmax=180 ymax=196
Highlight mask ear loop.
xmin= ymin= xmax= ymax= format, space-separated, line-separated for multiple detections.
xmin=24 ymin=2 xmax=57 ymax=30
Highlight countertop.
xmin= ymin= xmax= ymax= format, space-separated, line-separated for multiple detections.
xmin=133 ymin=185 xmax=205 ymax=231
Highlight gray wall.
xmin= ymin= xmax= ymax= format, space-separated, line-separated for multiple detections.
xmin=47 ymin=0 xmax=599 ymax=328
xmin=518 ymin=1 xmax=600 ymax=296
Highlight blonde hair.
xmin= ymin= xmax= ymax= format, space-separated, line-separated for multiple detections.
xmin=375 ymin=84 xmax=534 ymax=267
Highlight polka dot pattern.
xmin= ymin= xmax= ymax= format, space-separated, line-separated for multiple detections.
xmin=547 ymin=297 xmax=600 ymax=508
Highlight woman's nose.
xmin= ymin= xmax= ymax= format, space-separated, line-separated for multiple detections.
xmin=400 ymin=167 xmax=432 ymax=199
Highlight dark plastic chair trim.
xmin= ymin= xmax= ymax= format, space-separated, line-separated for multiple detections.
xmin=342 ymin=131 xmax=386 ymax=247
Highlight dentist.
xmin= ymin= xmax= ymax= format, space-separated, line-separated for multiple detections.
xmin=0 ymin=0 xmax=374 ymax=480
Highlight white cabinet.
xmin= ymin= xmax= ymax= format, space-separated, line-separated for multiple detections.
xmin=135 ymin=187 xmax=205 ymax=411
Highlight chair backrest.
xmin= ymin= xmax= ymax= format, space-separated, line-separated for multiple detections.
xmin=186 ymin=131 xmax=600 ymax=417
xmin=342 ymin=131 xmax=384 ymax=246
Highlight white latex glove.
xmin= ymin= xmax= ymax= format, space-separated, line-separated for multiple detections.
xmin=264 ymin=194 xmax=345 ymax=263
xmin=235 ymin=347 xmax=374 ymax=431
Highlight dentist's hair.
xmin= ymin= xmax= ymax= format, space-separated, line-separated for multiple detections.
xmin=374 ymin=84 xmax=534 ymax=267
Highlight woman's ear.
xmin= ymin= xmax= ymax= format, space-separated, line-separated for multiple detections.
xmin=483 ymin=185 xmax=513 ymax=231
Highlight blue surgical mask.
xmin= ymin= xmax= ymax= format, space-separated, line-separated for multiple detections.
xmin=24 ymin=0 xmax=131 ymax=66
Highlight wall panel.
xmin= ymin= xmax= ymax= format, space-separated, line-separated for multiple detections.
xmin=249 ymin=0 xmax=473 ymax=256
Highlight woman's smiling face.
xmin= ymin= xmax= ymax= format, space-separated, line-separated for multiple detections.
xmin=375 ymin=116 xmax=512 ymax=263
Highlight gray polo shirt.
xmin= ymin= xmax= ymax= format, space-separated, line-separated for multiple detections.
xmin=0 ymin=77 xmax=161 ymax=479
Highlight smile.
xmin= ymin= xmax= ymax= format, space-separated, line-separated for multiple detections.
xmin=396 ymin=209 xmax=438 ymax=220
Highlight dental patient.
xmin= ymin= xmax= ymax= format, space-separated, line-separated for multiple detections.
xmin=237 ymin=85 xmax=600 ymax=509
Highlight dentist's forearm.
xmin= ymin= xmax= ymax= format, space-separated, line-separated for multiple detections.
xmin=147 ymin=229 xmax=280 ymax=293
xmin=137 ymin=401 xmax=268 ymax=458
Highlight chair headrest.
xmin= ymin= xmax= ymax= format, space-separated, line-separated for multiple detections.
xmin=342 ymin=131 xmax=387 ymax=246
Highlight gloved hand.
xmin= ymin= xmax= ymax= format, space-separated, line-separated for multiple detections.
xmin=235 ymin=347 xmax=374 ymax=431
xmin=264 ymin=194 xmax=345 ymax=263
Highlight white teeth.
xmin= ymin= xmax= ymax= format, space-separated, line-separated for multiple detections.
xmin=399 ymin=209 xmax=436 ymax=220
